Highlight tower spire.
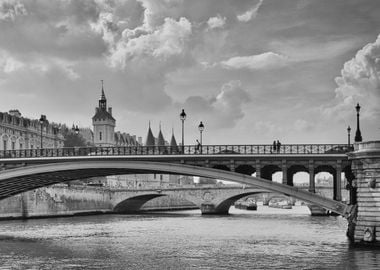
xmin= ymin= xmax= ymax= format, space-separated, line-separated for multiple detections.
xmin=100 ymin=80 xmax=106 ymax=100
xmin=99 ymin=80 xmax=107 ymax=110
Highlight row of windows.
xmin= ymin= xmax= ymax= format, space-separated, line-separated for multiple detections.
xmin=2 ymin=140 xmax=27 ymax=150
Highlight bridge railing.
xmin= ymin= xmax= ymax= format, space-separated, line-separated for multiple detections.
xmin=0 ymin=144 xmax=353 ymax=159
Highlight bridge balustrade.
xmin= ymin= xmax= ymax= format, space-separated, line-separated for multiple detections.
xmin=0 ymin=144 xmax=353 ymax=159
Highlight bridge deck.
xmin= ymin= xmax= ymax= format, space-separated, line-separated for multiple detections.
xmin=0 ymin=144 xmax=353 ymax=159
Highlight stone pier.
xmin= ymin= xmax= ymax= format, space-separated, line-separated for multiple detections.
xmin=348 ymin=141 xmax=380 ymax=245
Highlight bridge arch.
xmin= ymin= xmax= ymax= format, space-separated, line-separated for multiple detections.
xmin=287 ymin=164 xmax=309 ymax=187
xmin=235 ymin=164 xmax=255 ymax=175
xmin=261 ymin=164 xmax=281 ymax=181
xmin=212 ymin=164 xmax=230 ymax=171
xmin=113 ymin=194 xmax=166 ymax=213
xmin=111 ymin=190 xmax=270 ymax=215
xmin=206 ymin=191 xmax=264 ymax=214
xmin=315 ymin=165 xmax=335 ymax=175
xmin=0 ymin=161 xmax=352 ymax=217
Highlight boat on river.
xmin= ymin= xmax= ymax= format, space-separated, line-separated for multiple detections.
xmin=268 ymin=201 xmax=292 ymax=209
xmin=234 ymin=201 xmax=257 ymax=210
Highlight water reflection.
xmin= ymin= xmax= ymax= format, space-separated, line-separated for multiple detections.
xmin=0 ymin=207 xmax=379 ymax=269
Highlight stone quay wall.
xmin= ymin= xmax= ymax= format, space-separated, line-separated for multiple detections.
xmin=349 ymin=141 xmax=380 ymax=245
xmin=0 ymin=185 xmax=196 ymax=219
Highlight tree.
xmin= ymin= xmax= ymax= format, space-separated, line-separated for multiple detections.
xmin=61 ymin=126 xmax=87 ymax=147
xmin=63 ymin=133 xmax=87 ymax=147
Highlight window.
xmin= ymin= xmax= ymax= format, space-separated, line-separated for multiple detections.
xmin=3 ymin=140 xmax=7 ymax=151
xmin=99 ymin=132 xmax=102 ymax=141
xmin=11 ymin=142 xmax=15 ymax=150
xmin=19 ymin=143 xmax=23 ymax=149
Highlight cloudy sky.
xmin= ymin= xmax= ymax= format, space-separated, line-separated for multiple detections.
xmin=0 ymin=0 xmax=379 ymax=145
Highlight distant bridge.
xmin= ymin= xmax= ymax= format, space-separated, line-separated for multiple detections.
xmin=0 ymin=145 xmax=354 ymax=217
xmin=110 ymin=185 xmax=269 ymax=214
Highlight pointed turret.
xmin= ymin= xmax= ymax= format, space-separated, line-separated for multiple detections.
xmin=157 ymin=122 xmax=165 ymax=146
xmin=170 ymin=128 xmax=178 ymax=147
xmin=145 ymin=121 xmax=155 ymax=146
xmin=170 ymin=128 xmax=179 ymax=153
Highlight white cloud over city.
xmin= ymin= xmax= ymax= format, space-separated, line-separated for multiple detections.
xmin=0 ymin=0 xmax=379 ymax=144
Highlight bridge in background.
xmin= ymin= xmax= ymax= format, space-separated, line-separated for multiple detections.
xmin=0 ymin=144 xmax=354 ymax=217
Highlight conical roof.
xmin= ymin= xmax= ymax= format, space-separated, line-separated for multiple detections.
xmin=145 ymin=123 xmax=155 ymax=146
xmin=100 ymin=80 xmax=106 ymax=101
xmin=157 ymin=125 xmax=165 ymax=146
xmin=170 ymin=132 xmax=178 ymax=147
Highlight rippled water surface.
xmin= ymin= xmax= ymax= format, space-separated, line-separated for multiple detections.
xmin=0 ymin=206 xmax=380 ymax=269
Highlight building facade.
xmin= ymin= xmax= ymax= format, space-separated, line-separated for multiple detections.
xmin=92 ymin=84 xmax=116 ymax=147
xmin=0 ymin=109 xmax=64 ymax=151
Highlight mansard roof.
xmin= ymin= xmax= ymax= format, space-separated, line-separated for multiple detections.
xmin=114 ymin=132 xmax=124 ymax=144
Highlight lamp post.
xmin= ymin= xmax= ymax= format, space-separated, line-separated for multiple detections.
xmin=354 ymin=103 xmax=362 ymax=142
xmin=39 ymin=114 xmax=46 ymax=149
xmin=74 ymin=125 xmax=79 ymax=135
xmin=198 ymin=121 xmax=204 ymax=145
xmin=180 ymin=109 xmax=186 ymax=153
xmin=347 ymin=126 xmax=351 ymax=148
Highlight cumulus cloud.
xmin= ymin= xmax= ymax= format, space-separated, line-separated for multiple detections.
xmin=324 ymin=34 xmax=380 ymax=119
xmin=221 ymin=52 xmax=289 ymax=70
xmin=270 ymin=37 xmax=363 ymax=62
xmin=108 ymin=17 xmax=191 ymax=68
xmin=137 ymin=0 xmax=183 ymax=30
xmin=0 ymin=49 xmax=78 ymax=80
xmin=183 ymin=80 xmax=251 ymax=128
xmin=237 ymin=0 xmax=263 ymax=22
xmin=207 ymin=14 xmax=226 ymax=29
xmin=0 ymin=0 xmax=27 ymax=21
xmin=0 ymin=50 xmax=24 ymax=73
xmin=90 ymin=11 xmax=120 ymax=46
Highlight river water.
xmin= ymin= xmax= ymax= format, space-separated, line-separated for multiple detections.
xmin=0 ymin=206 xmax=379 ymax=270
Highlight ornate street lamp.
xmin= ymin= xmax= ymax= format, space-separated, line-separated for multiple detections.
xmin=198 ymin=121 xmax=204 ymax=145
xmin=354 ymin=103 xmax=362 ymax=142
xmin=74 ymin=125 xmax=80 ymax=135
xmin=39 ymin=114 xmax=46 ymax=149
xmin=180 ymin=109 xmax=186 ymax=152
xmin=347 ymin=126 xmax=351 ymax=148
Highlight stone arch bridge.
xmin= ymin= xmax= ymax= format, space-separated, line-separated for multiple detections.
xmin=110 ymin=186 xmax=268 ymax=214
